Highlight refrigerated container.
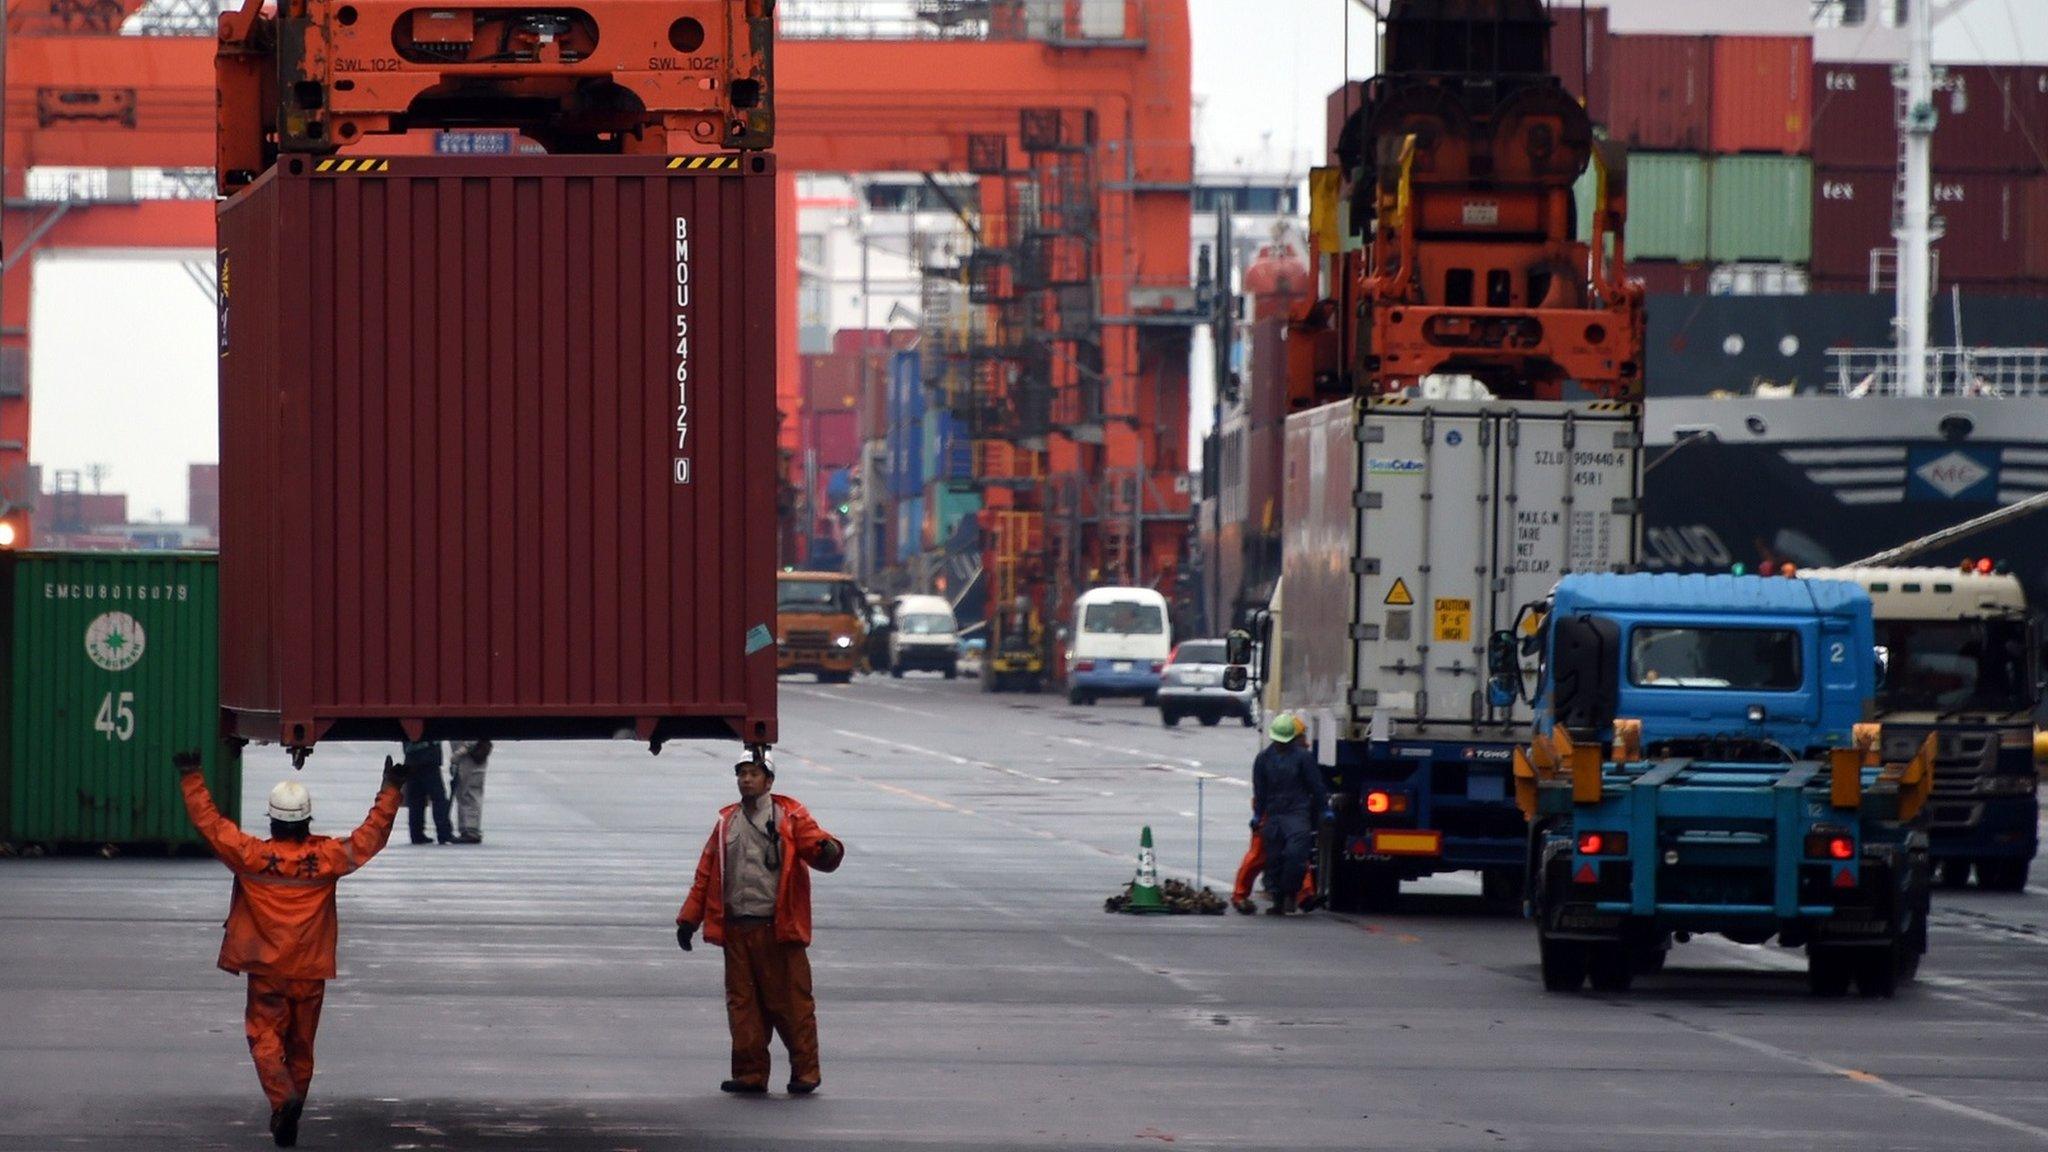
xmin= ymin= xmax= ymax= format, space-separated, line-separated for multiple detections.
xmin=217 ymin=154 xmax=779 ymax=751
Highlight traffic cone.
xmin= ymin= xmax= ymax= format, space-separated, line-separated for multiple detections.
xmin=1125 ymin=826 xmax=1168 ymax=914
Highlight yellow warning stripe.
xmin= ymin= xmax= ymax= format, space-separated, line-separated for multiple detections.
xmin=314 ymin=158 xmax=392 ymax=173
xmin=666 ymin=155 xmax=742 ymax=170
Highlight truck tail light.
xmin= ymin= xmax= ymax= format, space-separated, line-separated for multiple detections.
xmin=1804 ymin=831 xmax=1855 ymax=860
xmin=1576 ymin=831 xmax=1628 ymax=856
xmin=1363 ymin=790 xmax=1407 ymax=815
xmin=1074 ymin=660 xmax=1095 ymax=672
xmin=1149 ymin=661 xmax=1164 ymax=674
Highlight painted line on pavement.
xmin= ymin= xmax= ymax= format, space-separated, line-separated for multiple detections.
xmin=832 ymin=729 xmax=1062 ymax=785
xmin=1692 ymin=936 xmax=2048 ymax=1027
xmin=787 ymin=684 xmax=945 ymax=719
xmin=1052 ymin=736 xmax=1250 ymax=786
xmin=782 ymin=751 xmax=969 ymax=813
xmin=1658 ymin=1011 xmax=2048 ymax=1144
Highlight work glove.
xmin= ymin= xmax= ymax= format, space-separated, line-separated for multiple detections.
xmin=676 ymin=923 xmax=696 ymax=952
xmin=814 ymin=838 xmax=846 ymax=873
xmin=173 ymin=750 xmax=205 ymax=775
xmin=381 ymin=756 xmax=408 ymax=791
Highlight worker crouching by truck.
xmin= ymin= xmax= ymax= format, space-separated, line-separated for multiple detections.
xmin=677 ymin=755 xmax=846 ymax=1095
xmin=176 ymin=752 xmax=405 ymax=1146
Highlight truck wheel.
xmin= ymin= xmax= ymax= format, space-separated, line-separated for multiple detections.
xmin=1632 ymin=939 xmax=1671 ymax=976
xmin=1161 ymin=709 xmax=1181 ymax=727
xmin=890 ymin=666 xmax=904 ymax=679
xmin=1587 ymin=944 xmax=1635 ymax=992
xmin=1241 ymin=710 xmax=1257 ymax=728
xmin=1068 ymin=688 xmax=1090 ymax=706
xmin=1327 ymin=859 xmax=1398 ymax=913
xmin=944 ymin=663 xmax=958 ymax=680
xmin=1856 ymin=945 xmax=1901 ymax=999
xmin=1198 ymin=712 xmax=1222 ymax=727
xmin=1539 ymin=934 xmax=1588 ymax=992
xmin=819 ymin=671 xmax=852 ymax=685
xmin=1939 ymin=860 xmax=1972 ymax=889
xmin=1977 ymin=859 xmax=2031 ymax=892
xmin=1807 ymin=947 xmax=1853 ymax=998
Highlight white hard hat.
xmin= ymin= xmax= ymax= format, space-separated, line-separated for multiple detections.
xmin=267 ymin=781 xmax=313 ymax=823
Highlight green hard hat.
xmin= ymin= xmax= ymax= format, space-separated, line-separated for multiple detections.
xmin=1268 ymin=713 xmax=1299 ymax=743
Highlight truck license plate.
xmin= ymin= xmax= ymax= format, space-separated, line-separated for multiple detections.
xmin=1114 ymin=661 xmax=1132 ymax=672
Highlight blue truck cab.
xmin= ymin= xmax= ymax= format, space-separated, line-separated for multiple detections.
xmin=1512 ymin=574 xmax=1933 ymax=998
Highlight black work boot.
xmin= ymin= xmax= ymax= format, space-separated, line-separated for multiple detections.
xmin=720 ymin=1080 xmax=768 ymax=1095
xmin=787 ymin=1079 xmax=821 ymax=1095
xmin=271 ymin=1097 xmax=303 ymax=1147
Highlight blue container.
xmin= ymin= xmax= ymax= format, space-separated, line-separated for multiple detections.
xmin=887 ymin=351 xmax=926 ymax=499
xmin=923 ymin=408 xmax=972 ymax=483
xmin=896 ymin=496 xmax=925 ymax=562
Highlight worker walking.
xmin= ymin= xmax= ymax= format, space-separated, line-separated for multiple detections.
xmin=677 ymin=754 xmax=846 ymax=1095
xmin=401 ymin=738 xmax=454 ymax=845
xmin=1252 ymin=713 xmax=1327 ymax=915
xmin=448 ymin=740 xmax=491 ymax=844
xmin=177 ymin=751 xmax=405 ymax=1147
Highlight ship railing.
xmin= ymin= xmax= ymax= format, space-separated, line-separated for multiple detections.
xmin=1825 ymin=348 xmax=2048 ymax=398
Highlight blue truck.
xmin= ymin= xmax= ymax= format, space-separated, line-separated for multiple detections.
xmin=1509 ymin=573 xmax=1934 ymax=997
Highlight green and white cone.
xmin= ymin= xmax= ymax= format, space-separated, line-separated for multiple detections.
xmin=1126 ymin=825 xmax=1168 ymax=913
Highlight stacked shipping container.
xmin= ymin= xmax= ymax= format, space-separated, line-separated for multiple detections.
xmin=1563 ymin=13 xmax=2048 ymax=297
xmin=1810 ymin=60 xmax=2048 ymax=295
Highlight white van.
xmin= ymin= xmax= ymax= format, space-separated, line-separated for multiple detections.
xmin=889 ymin=593 xmax=960 ymax=678
xmin=1066 ymin=586 xmax=1172 ymax=705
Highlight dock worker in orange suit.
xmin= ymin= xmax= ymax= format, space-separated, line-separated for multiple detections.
xmin=177 ymin=751 xmax=404 ymax=1147
xmin=677 ymin=753 xmax=845 ymax=1096
xmin=1232 ymin=713 xmax=1318 ymax=914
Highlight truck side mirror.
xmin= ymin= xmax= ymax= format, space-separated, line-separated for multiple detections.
xmin=1223 ymin=666 xmax=1249 ymax=693
xmin=1486 ymin=629 xmax=1519 ymax=708
xmin=1225 ymin=629 xmax=1253 ymax=667
xmin=1550 ymin=614 xmax=1621 ymax=740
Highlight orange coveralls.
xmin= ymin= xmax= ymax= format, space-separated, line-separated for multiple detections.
xmin=1233 ymin=828 xmax=1317 ymax=905
xmin=679 ymin=795 xmax=843 ymax=1089
xmin=182 ymin=774 xmax=401 ymax=1110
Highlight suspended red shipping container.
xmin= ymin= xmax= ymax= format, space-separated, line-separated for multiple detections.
xmin=808 ymin=408 xmax=860 ymax=472
xmin=218 ymin=155 xmax=779 ymax=753
xmin=1608 ymin=34 xmax=1714 ymax=153
xmin=1549 ymin=4 xmax=1612 ymax=125
xmin=1711 ymin=36 xmax=1813 ymax=155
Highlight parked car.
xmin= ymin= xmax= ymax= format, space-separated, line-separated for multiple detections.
xmin=1156 ymin=639 xmax=1257 ymax=727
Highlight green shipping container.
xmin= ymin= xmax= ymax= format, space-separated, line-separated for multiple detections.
xmin=1579 ymin=153 xmax=1710 ymax=263
xmin=1708 ymin=155 xmax=1814 ymax=263
xmin=1 ymin=552 xmax=240 ymax=848
xmin=926 ymin=484 xmax=982 ymax=550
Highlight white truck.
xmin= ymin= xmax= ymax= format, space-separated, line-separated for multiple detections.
xmin=1274 ymin=395 xmax=1642 ymax=909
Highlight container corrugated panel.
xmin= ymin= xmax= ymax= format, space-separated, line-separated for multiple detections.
xmin=218 ymin=156 xmax=778 ymax=749
xmin=896 ymin=497 xmax=924 ymax=562
xmin=2 ymin=552 xmax=241 ymax=847
xmin=887 ymin=351 xmax=926 ymax=499
xmin=1811 ymin=165 xmax=1894 ymax=280
xmin=1710 ymin=36 xmax=1813 ymax=155
xmin=922 ymin=409 xmax=972 ymax=484
xmin=810 ymin=408 xmax=858 ymax=471
xmin=1605 ymin=153 xmax=1710 ymax=262
xmin=1608 ymin=35 xmax=1714 ymax=152
xmin=927 ymin=485 xmax=982 ymax=551
xmin=1814 ymin=61 xmax=2048 ymax=174
xmin=1709 ymin=156 xmax=1813 ymax=262
xmin=1932 ymin=172 xmax=2029 ymax=281
xmin=1550 ymin=5 xmax=1611 ymax=126
xmin=2024 ymin=177 xmax=2048 ymax=279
